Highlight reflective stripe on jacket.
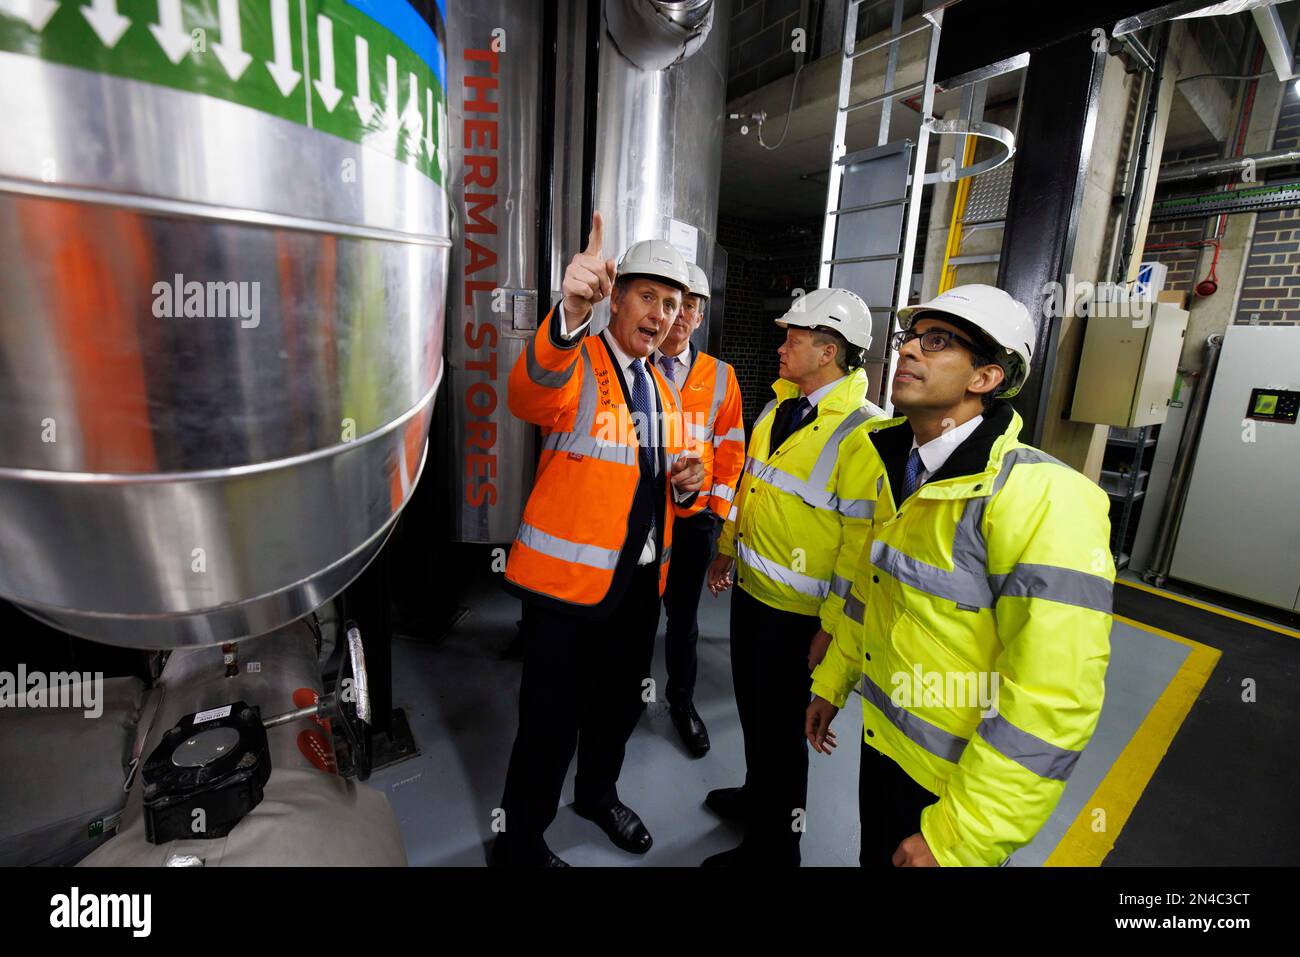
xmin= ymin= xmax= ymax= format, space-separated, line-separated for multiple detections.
xmin=718 ymin=368 xmax=885 ymax=632
xmin=811 ymin=404 xmax=1114 ymax=866
xmin=505 ymin=306 xmax=691 ymax=606
xmin=676 ymin=348 xmax=745 ymax=520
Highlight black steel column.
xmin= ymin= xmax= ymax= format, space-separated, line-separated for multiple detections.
xmin=996 ymin=35 xmax=1107 ymax=443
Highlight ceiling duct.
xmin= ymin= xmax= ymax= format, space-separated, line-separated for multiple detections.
xmin=606 ymin=0 xmax=715 ymax=70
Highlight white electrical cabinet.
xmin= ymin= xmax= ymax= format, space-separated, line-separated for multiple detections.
xmin=1070 ymin=302 xmax=1189 ymax=427
xmin=1171 ymin=325 xmax=1300 ymax=612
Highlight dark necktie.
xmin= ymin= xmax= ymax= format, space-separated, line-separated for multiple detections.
xmin=771 ymin=397 xmax=812 ymax=450
xmin=658 ymin=354 xmax=679 ymax=383
xmin=629 ymin=358 xmax=656 ymax=475
xmin=902 ymin=447 xmax=924 ymax=499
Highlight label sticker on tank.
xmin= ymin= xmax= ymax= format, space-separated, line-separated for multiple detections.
xmin=193 ymin=704 xmax=233 ymax=724
xmin=0 ymin=0 xmax=447 ymax=183
xmin=669 ymin=220 xmax=699 ymax=264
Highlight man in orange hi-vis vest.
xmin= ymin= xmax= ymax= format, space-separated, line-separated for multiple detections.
xmin=651 ymin=262 xmax=745 ymax=757
xmin=492 ymin=212 xmax=705 ymax=867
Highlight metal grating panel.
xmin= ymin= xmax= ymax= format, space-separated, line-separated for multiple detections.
xmin=962 ymin=159 xmax=1015 ymax=224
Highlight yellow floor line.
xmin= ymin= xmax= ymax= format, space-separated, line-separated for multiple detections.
xmin=1044 ymin=615 xmax=1221 ymax=867
xmin=1116 ymin=578 xmax=1300 ymax=640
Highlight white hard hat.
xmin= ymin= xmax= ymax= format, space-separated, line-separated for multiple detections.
xmin=775 ymin=287 xmax=873 ymax=350
xmin=686 ymin=262 xmax=710 ymax=299
xmin=897 ymin=284 xmax=1035 ymax=397
xmin=617 ymin=239 xmax=691 ymax=292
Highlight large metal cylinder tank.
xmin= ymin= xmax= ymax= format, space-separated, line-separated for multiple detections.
xmin=0 ymin=1 xmax=450 ymax=648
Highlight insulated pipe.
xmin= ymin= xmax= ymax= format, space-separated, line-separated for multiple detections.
xmin=1157 ymin=146 xmax=1300 ymax=183
xmin=1144 ymin=334 xmax=1224 ymax=585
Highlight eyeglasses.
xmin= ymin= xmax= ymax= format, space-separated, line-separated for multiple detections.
xmin=889 ymin=327 xmax=983 ymax=355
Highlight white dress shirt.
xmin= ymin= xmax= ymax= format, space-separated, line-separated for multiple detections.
xmin=653 ymin=344 xmax=693 ymax=392
xmin=557 ymin=303 xmax=690 ymax=564
xmin=910 ymin=414 xmax=983 ymax=485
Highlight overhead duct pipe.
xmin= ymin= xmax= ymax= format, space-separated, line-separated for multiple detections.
xmin=586 ymin=0 xmax=729 ymax=337
xmin=1158 ymin=146 xmax=1300 ymax=182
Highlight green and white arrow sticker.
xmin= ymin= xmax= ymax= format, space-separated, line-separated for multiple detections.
xmin=0 ymin=0 xmax=447 ymax=183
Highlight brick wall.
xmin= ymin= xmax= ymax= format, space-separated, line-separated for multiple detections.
xmin=1234 ymin=81 xmax=1300 ymax=325
xmin=1143 ymin=218 xmax=1208 ymax=295
xmin=715 ymin=215 xmax=823 ymax=428
xmin=727 ymin=0 xmax=924 ymax=101
xmin=728 ymin=0 xmax=804 ymax=100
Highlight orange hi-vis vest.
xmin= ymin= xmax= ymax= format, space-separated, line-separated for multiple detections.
xmin=672 ymin=346 xmax=746 ymax=521
xmin=505 ymin=306 xmax=694 ymax=608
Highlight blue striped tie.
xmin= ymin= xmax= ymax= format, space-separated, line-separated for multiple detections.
xmin=629 ymin=358 xmax=656 ymax=475
xmin=902 ymin=447 xmax=924 ymax=499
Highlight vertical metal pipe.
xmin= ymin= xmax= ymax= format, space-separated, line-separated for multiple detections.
xmin=588 ymin=0 xmax=729 ymax=339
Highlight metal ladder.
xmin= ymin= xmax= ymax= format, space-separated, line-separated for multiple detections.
xmin=818 ymin=0 xmax=942 ymax=410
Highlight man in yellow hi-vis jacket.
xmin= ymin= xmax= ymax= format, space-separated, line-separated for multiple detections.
xmin=703 ymin=288 xmax=884 ymax=866
xmin=805 ymin=284 xmax=1114 ymax=867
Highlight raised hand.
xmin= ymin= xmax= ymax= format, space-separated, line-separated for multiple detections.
xmin=561 ymin=210 xmax=619 ymax=325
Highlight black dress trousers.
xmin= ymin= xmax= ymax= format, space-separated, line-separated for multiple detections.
xmin=857 ymin=741 xmax=938 ymax=866
xmin=728 ymin=584 xmax=822 ymax=863
xmin=662 ymin=510 xmax=721 ymax=706
xmin=497 ymin=563 xmax=661 ymax=862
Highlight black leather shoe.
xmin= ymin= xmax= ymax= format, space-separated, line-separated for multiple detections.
xmin=705 ymin=786 xmax=748 ymax=821
xmin=670 ymin=701 xmax=711 ymax=757
xmin=574 ymin=800 xmax=653 ymax=854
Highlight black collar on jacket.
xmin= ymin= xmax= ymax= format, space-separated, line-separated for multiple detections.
xmin=869 ymin=400 xmax=1016 ymax=504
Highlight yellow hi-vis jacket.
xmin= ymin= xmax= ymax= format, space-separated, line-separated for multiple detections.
xmin=812 ymin=404 xmax=1114 ymax=866
xmin=718 ymin=368 xmax=885 ymax=633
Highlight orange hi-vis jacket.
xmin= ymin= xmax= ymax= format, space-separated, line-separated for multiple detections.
xmin=673 ymin=345 xmax=746 ymax=521
xmin=505 ymin=305 xmax=695 ymax=609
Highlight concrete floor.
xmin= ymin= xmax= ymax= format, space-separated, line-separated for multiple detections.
xmin=370 ymin=573 xmax=1188 ymax=867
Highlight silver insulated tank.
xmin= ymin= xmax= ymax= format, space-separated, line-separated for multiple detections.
xmin=0 ymin=1 xmax=451 ymax=648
